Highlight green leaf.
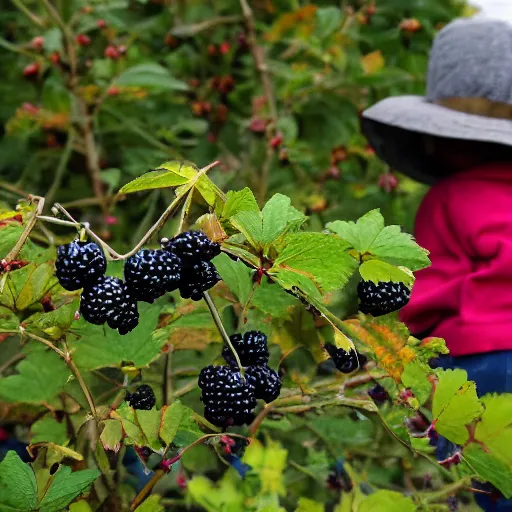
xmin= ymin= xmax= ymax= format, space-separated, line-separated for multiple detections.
xmin=221 ymin=188 xmax=260 ymax=219
xmin=118 ymin=162 xmax=196 ymax=194
xmin=69 ymin=302 xmax=166 ymax=371
xmin=271 ymin=233 xmax=358 ymax=293
xmin=31 ymin=415 xmax=68 ymax=446
xmin=230 ymin=210 xmax=263 ymax=249
xmin=213 ymin=253 xmax=253 ymax=305
xmin=0 ymin=346 xmax=70 ymax=404
xmin=100 ymin=420 xmax=123 ymax=453
xmin=114 ymin=63 xmax=189 ymax=91
xmin=25 ymin=300 xmax=79 ymax=340
xmin=135 ymin=495 xmax=164 ymax=512
xmin=160 ymin=400 xmax=185 ymax=446
xmin=38 ymin=466 xmax=100 ymax=512
xmin=295 ymin=497 xmax=324 ymax=512
xmin=359 ymin=260 xmax=413 ymax=287
xmin=401 ymin=361 xmax=432 ymax=406
xmin=464 ymin=444 xmax=512 ymax=499
xmin=173 ymin=409 xmax=202 ymax=447
xmin=135 ymin=409 xmax=163 ymax=452
xmin=250 ymin=280 xmax=297 ymax=319
xmin=358 ymin=490 xmax=416 ymax=512
xmin=187 ymin=474 xmax=245 ymax=512
xmin=474 ymin=394 xmax=512 ymax=467
xmin=327 ymin=209 xmax=430 ymax=271
xmin=314 ymin=7 xmax=341 ymax=38
xmin=112 ymin=403 xmax=145 ymax=446
xmin=69 ymin=501 xmax=93 ymax=512
xmin=0 ymin=451 xmax=38 ymax=511
xmin=432 ymin=369 xmax=483 ymax=445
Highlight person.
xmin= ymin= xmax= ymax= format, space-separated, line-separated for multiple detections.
xmin=361 ymin=17 xmax=512 ymax=511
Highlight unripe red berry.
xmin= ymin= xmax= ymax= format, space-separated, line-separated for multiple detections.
xmin=96 ymin=19 xmax=107 ymax=29
xmin=400 ymin=18 xmax=422 ymax=32
xmin=104 ymin=45 xmax=120 ymax=59
xmin=50 ymin=51 xmax=60 ymax=65
xmin=23 ymin=62 xmax=40 ymax=78
xmin=118 ymin=44 xmax=127 ymax=56
xmin=248 ymin=117 xmax=267 ymax=133
xmin=76 ymin=34 xmax=91 ymax=46
xmin=107 ymin=86 xmax=120 ymax=96
xmin=270 ymin=133 xmax=283 ymax=149
xmin=207 ymin=44 xmax=217 ymax=57
xmin=378 ymin=173 xmax=399 ymax=193
xmin=219 ymin=41 xmax=231 ymax=55
xmin=31 ymin=36 xmax=44 ymax=50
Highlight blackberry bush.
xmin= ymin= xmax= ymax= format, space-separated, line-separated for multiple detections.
xmin=198 ymin=365 xmax=256 ymax=427
xmin=358 ymin=280 xmax=410 ymax=316
xmin=55 ymin=240 xmax=106 ymax=291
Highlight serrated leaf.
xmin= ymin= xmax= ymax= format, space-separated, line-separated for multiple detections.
xmin=327 ymin=209 xmax=430 ymax=271
xmin=463 ymin=444 xmax=512 ymax=498
xmin=135 ymin=409 xmax=163 ymax=452
xmin=359 ymin=260 xmax=413 ymax=286
xmin=118 ymin=161 xmax=196 ymax=194
xmin=38 ymin=466 xmax=100 ymax=511
xmin=111 ymin=404 xmax=145 ymax=446
xmin=114 ymin=63 xmax=189 ymax=91
xmin=295 ymin=497 xmax=324 ymax=512
xmin=230 ymin=210 xmax=263 ymax=248
xmin=25 ymin=300 xmax=79 ymax=340
xmin=174 ymin=410 xmax=202 ymax=447
xmin=250 ymin=280 xmax=297 ymax=319
xmin=433 ymin=369 xmax=483 ymax=444
xmin=135 ymin=495 xmax=164 ymax=512
xmin=160 ymin=400 xmax=186 ymax=446
xmin=31 ymin=415 xmax=68 ymax=446
xmin=213 ymin=253 xmax=253 ymax=305
xmin=271 ymin=233 xmax=358 ymax=293
xmin=358 ymin=490 xmax=416 ymax=512
xmin=474 ymin=394 xmax=512 ymax=466
xmin=68 ymin=302 xmax=166 ymax=371
xmin=221 ymin=188 xmax=259 ymax=219
xmin=100 ymin=420 xmax=123 ymax=453
xmin=0 ymin=346 xmax=70 ymax=404
xmin=0 ymin=451 xmax=38 ymax=511
xmin=401 ymin=361 xmax=432 ymax=406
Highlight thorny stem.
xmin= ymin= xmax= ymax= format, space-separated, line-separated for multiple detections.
xmin=130 ymin=433 xmax=248 ymax=510
xmin=202 ymin=291 xmax=245 ymax=378
xmin=4 ymin=196 xmax=45 ymax=263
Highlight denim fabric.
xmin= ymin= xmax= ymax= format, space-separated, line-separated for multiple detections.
xmin=434 ymin=351 xmax=512 ymax=511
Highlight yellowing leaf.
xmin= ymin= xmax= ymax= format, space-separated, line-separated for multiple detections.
xmin=160 ymin=400 xmax=185 ymax=446
xmin=361 ymin=50 xmax=385 ymax=74
xmin=100 ymin=420 xmax=123 ymax=453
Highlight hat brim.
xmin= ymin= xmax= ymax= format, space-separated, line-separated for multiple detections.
xmin=362 ymin=95 xmax=512 ymax=184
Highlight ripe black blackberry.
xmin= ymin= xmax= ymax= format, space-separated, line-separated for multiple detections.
xmin=245 ymin=365 xmax=281 ymax=403
xmin=179 ymin=260 xmax=221 ymax=301
xmin=55 ymin=240 xmax=106 ymax=291
xmin=357 ymin=280 xmax=410 ymax=316
xmin=80 ymin=276 xmax=139 ymax=334
xmin=162 ymin=230 xmax=221 ymax=262
xmin=198 ymin=365 xmax=256 ymax=427
xmin=126 ymin=384 xmax=156 ymax=410
xmin=368 ymin=383 xmax=388 ymax=403
xmin=222 ymin=331 xmax=269 ymax=367
xmin=324 ymin=344 xmax=367 ymax=373
xmin=124 ymin=248 xmax=182 ymax=303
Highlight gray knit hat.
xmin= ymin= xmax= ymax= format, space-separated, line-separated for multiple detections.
xmin=361 ymin=18 xmax=512 ymax=184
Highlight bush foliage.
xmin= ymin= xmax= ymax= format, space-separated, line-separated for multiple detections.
xmin=3 ymin=1 xmax=508 ymax=512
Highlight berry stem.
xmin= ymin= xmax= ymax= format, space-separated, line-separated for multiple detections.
xmin=202 ymin=291 xmax=245 ymax=377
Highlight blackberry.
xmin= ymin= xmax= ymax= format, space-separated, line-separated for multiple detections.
xmin=245 ymin=365 xmax=281 ymax=403
xmin=357 ymin=280 xmax=410 ymax=316
xmin=80 ymin=276 xmax=139 ymax=334
xmin=179 ymin=260 xmax=221 ymax=301
xmin=126 ymin=384 xmax=156 ymax=410
xmin=198 ymin=365 xmax=256 ymax=427
xmin=55 ymin=240 xmax=106 ymax=291
xmin=222 ymin=331 xmax=269 ymax=367
xmin=368 ymin=383 xmax=388 ymax=403
xmin=163 ymin=230 xmax=220 ymax=262
xmin=324 ymin=344 xmax=367 ymax=374
xmin=124 ymin=248 xmax=182 ymax=303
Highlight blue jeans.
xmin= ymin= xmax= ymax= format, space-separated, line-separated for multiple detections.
xmin=435 ymin=351 xmax=512 ymax=511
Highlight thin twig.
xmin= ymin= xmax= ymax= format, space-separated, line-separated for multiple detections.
xmin=170 ymin=14 xmax=243 ymax=37
xmin=45 ymin=132 xmax=75 ymax=206
xmin=248 ymin=403 xmax=275 ymax=436
xmin=163 ymin=349 xmax=173 ymax=405
xmin=4 ymin=196 xmax=45 ymax=263
xmin=19 ymin=327 xmax=66 ymax=359
xmin=0 ymin=181 xmax=30 ymax=198
xmin=11 ymin=0 xmax=45 ymax=27
xmin=203 ymin=291 xmax=245 ymax=377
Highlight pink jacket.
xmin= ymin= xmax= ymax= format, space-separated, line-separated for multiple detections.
xmin=400 ymin=163 xmax=512 ymax=356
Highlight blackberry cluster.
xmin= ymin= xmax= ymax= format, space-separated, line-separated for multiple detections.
xmin=161 ymin=231 xmax=221 ymax=301
xmin=198 ymin=331 xmax=282 ymax=427
xmin=357 ymin=280 xmax=410 ymax=316
xmin=324 ymin=344 xmax=367 ymax=374
xmin=55 ymin=239 xmax=140 ymax=335
xmin=126 ymin=384 xmax=156 ymax=410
